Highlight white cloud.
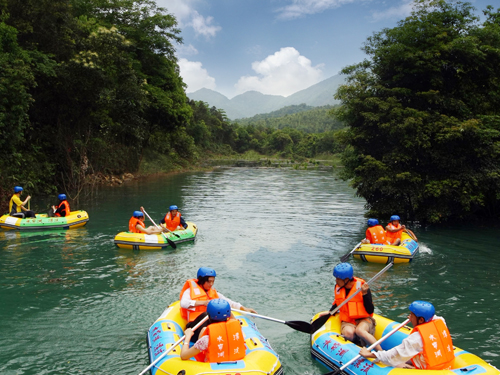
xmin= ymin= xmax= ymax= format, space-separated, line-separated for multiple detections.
xmin=176 ymin=43 xmax=198 ymax=57
xmin=188 ymin=11 xmax=221 ymax=38
xmin=370 ymin=1 xmax=413 ymax=22
xmin=160 ymin=0 xmax=193 ymax=22
xmin=178 ymin=58 xmax=216 ymax=93
xmin=235 ymin=47 xmax=324 ymax=97
xmin=275 ymin=0 xmax=355 ymax=20
xmin=158 ymin=0 xmax=221 ymax=38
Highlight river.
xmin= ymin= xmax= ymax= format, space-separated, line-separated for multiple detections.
xmin=1 ymin=168 xmax=499 ymax=374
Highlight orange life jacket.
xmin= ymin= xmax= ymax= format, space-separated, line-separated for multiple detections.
xmin=366 ymin=225 xmax=389 ymax=245
xmin=164 ymin=211 xmax=181 ymax=231
xmin=179 ymin=279 xmax=219 ymax=322
xmin=54 ymin=200 xmax=70 ymax=217
xmin=386 ymin=222 xmax=402 ymax=243
xmin=195 ymin=319 xmax=246 ymax=363
xmin=411 ymin=319 xmax=455 ymax=370
xmin=334 ymin=277 xmax=372 ymax=324
xmin=129 ymin=217 xmax=145 ymax=233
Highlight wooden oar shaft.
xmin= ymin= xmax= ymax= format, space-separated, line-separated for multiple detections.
xmin=138 ymin=315 xmax=209 ymax=375
xmin=339 ymin=318 xmax=410 ymax=371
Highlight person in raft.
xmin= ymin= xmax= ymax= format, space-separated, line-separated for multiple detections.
xmin=9 ymin=186 xmax=36 ymax=219
xmin=361 ymin=218 xmax=390 ymax=245
xmin=180 ymin=267 xmax=257 ymax=342
xmin=385 ymin=215 xmax=406 ymax=246
xmin=180 ymin=299 xmax=246 ymax=362
xmin=49 ymin=194 xmax=70 ymax=217
xmin=317 ymin=263 xmax=382 ymax=351
xmin=160 ymin=205 xmax=187 ymax=231
xmin=128 ymin=210 xmax=164 ymax=234
xmin=359 ymin=301 xmax=455 ymax=369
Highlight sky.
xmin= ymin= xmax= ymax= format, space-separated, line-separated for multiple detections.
xmin=155 ymin=0 xmax=495 ymax=99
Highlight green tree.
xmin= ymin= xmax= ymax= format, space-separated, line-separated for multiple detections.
xmin=336 ymin=0 xmax=500 ymax=223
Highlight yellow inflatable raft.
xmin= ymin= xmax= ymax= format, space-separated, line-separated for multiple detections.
xmin=146 ymin=301 xmax=283 ymax=375
xmin=114 ymin=222 xmax=198 ymax=250
xmin=0 ymin=210 xmax=89 ymax=230
xmin=311 ymin=312 xmax=499 ymax=375
xmin=353 ymin=231 xmax=419 ymax=264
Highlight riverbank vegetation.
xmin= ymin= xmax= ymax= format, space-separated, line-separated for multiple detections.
xmin=336 ymin=0 xmax=500 ymax=224
xmin=0 ymin=0 xmax=344 ymax=212
xmin=3 ymin=0 xmax=500 ymax=225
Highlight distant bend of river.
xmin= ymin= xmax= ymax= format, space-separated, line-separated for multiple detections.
xmin=1 ymin=167 xmax=499 ymax=374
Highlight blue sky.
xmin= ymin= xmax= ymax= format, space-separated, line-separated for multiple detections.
xmin=156 ymin=0 xmax=495 ymax=98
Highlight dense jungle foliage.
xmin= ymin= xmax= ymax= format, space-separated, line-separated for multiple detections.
xmin=336 ymin=0 xmax=500 ymax=224
xmin=235 ymin=105 xmax=345 ymax=133
xmin=0 ymin=0 xmax=343 ymax=211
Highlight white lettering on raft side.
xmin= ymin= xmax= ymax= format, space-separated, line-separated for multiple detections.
xmin=144 ymin=234 xmax=159 ymax=243
xmin=5 ymin=217 xmax=18 ymax=225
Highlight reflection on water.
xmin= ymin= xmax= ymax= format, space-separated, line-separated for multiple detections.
xmin=0 ymin=168 xmax=499 ymax=374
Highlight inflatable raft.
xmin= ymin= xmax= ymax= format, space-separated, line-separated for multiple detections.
xmin=114 ymin=222 xmax=197 ymax=250
xmin=353 ymin=231 xmax=419 ymax=264
xmin=146 ymin=301 xmax=283 ymax=375
xmin=311 ymin=312 xmax=499 ymax=375
xmin=0 ymin=210 xmax=89 ymax=230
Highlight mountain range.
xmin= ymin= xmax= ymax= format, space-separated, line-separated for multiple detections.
xmin=187 ymin=74 xmax=346 ymax=120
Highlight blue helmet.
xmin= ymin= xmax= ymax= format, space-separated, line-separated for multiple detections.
xmin=390 ymin=215 xmax=400 ymax=221
xmin=207 ymin=299 xmax=231 ymax=322
xmin=169 ymin=205 xmax=178 ymax=211
xmin=133 ymin=210 xmax=144 ymax=218
xmin=409 ymin=301 xmax=435 ymax=323
xmin=333 ymin=263 xmax=354 ymax=280
xmin=14 ymin=186 xmax=23 ymax=193
xmin=58 ymin=194 xmax=67 ymax=201
xmin=197 ymin=267 xmax=216 ymax=279
xmin=367 ymin=218 xmax=379 ymax=227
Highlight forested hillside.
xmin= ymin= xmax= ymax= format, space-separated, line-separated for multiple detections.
xmin=235 ymin=105 xmax=345 ymax=133
xmin=0 ymin=0 xmax=343 ymax=210
xmin=336 ymin=0 xmax=500 ymax=224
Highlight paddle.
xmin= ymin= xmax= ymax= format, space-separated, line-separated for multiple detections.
xmin=324 ymin=318 xmax=411 ymax=375
xmin=233 ymin=309 xmax=312 ymax=334
xmin=310 ymin=262 xmax=394 ymax=333
xmin=404 ymin=228 xmax=418 ymax=242
xmin=340 ymin=241 xmax=363 ymax=262
xmin=138 ymin=314 xmax=209 ymax=375
xmin=141 ymin=207 xmax=177 ymax=249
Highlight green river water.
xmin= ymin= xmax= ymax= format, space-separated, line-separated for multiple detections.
xmin=1 ymin=168 xmax=499 ymax=375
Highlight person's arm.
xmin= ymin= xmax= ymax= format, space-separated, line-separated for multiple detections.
xmin=217 ymin=292 xmax=257 ymax=313
xmin=55 ymin=204 xmax=66 ymax=217
xmin=180 ymin=216 xmax=188 ymax=229
xmin=22 ymin=195 xmax=31 ymax=207
xmin=368 ymin=332 xmax=423 ymax=367
xmin=180 ymin=328 xmax=204 ymax=360
xmin=180 ymin=288 xmax=209 ymax=309
xmin=361 ymin=287 xmax=374 ymax=315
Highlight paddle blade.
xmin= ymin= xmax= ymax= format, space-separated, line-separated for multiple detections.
xmin=285 ymin=320 xmax=312 ymax=334
xmin=173 ymin=232 xmax=181 ymax=238
xmin=340 ymin=253 xmax=351 ymax=263
xmin=163 ymin=234 xmax=177 ymax=249
xmin=310 ymin=313 xmax=331 ymax=333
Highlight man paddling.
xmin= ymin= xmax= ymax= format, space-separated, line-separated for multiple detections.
xmin=359 ymin=301 xmax=455 ymax=369
xmin=180 ymin=267 xmax=257 ymax=342
xmin=9 ymin=186 xmax=36 ymax=219
xmin=316 ymin=263 xmax=382 ymax=350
